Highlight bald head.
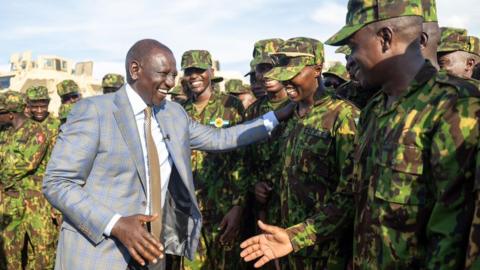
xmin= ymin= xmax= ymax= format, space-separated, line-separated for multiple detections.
xmin=125 ymin=39 xmax=173 ymax=84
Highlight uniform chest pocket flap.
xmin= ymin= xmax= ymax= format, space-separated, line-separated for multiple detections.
xmin=374 ymin=143 xmax=426 ymax=205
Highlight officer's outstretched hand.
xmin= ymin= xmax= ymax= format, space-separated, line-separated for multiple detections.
xmin=240 ymin=220 xmax=293 ymax=268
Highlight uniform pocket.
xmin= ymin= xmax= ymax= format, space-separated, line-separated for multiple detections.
xmin=297 ymin=129 xmax=333 ymax=176
xmin=374 ymin=143 xmax=426 ymax=205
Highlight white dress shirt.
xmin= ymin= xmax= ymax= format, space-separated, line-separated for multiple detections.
xmin=104 ymin=85 xmax=280 ymax=236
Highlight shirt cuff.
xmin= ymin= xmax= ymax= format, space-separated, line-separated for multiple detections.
xmin=285 ymin=221 xmax=317 ymax=252
xmin=261 ymin=111 xmax=279 ymax=133
xmin=104 ymin=213 xmax=122 ymax=237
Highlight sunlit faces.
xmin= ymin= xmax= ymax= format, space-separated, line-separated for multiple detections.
xmin=184 ymin=67 xmax=213 ymax=96
xmin=28 ymin=100 xmax=50 ymax=122
xmin=282 ymin=66 xmax=320 ymax=102
xmin=131 ymin=50 xmax=178 ymax=106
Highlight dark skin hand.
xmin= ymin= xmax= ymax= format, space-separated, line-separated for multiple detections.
xmin=218 ymin=205 xmax=243 ymax=245
xmin=273 ymin=101 xmax=295 ymax=122
xmin=255 ymin=182 xmax=272 ymax=205
xmin=111 ymin=214 xmax=164 ymax=266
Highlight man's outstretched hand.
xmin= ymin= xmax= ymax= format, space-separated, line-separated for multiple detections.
xmin=273 ymin=102 xmax=295 ymax=122
xmin=111 ymin=214 xmax=164 ymax=266
xmin=240 ymin=220 xmax=293 ymax=268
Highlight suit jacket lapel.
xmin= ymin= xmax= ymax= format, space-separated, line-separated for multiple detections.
xmin=113 ymin=87 xmax=148 ymax=194
xmin=155 ymin=102 xmax=196 ymax=196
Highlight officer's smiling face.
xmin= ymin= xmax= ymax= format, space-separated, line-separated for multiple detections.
xmin=28 ymin=100 xmax=49 ymax=122
xmin=282 ymin=65 xmax=321 ymax=102
xmin=184 ymin=67 xmax=212 ymax=96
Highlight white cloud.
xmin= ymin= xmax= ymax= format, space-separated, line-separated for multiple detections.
xmin=437 ymin=0 xmax=480 ymax=34
xmin=310 ymin=2 xmax=346 ymax=26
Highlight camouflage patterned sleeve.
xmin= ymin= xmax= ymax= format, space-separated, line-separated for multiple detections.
xmin=0 ymin=128 xmax=49 ymax=184
xmin=286 ymin=104 xmax=359 ymax=252
xmin=426 ymin=96 xmax=480 ymax=269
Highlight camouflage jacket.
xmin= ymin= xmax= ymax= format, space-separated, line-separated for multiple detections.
xmin=0 ymin=119 xmax=50 ymax=192
xmin=280 ymin=90 xmax=358 ymax=262
xmin=37 ymin=114 xmax=61 ymax=175
xmin=286 ymin=62 xmax=480 ymax=269
xmin=183 ymin=91 xmax=245 ymax=224
xmin=336 ymin=80 xmax=379 ymax=109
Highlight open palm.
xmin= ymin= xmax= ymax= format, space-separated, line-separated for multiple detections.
xmin=240 ymin=221 xmax=293 ymax=268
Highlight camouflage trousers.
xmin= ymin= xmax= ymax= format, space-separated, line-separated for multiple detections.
xmin=466 ymin=191 xmax=480 ymax=270
xmin=0 ymin=190 xmax=58 ymax=270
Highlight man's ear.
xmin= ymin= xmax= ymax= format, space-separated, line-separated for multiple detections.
xmin=420 ymin=31 xmax=429 ymax=49
xmin=129 ymin=60 xmax=140 ymax=81
xmin=378 ymin=27 xmax=393 ymax=53
xmin=8 ymin=112 xmax=14 ymax=120
xmin=313 ymin=64 xmax=323 ymax=78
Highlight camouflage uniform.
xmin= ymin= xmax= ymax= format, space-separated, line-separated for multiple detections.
xmin=102 ymin=73 xmax=125 ymax=94
xmin=467 ymin=139 xmax=480 ymax=269
xmin=56 ymin=80 xmax=80 ymax=124
xmin=265 ymin=37 xmax=359 ymax=270
xmin=336 ymin=80 xmax=379 ymax=110
xmin=180 ymin=50 xmax=246 ymax=270
xmin=323 ymin=62 xmax=349 ymax=83
xmin=286 ymin=1 xmax=480 ymax=269
xmin=225 ymin=79 xmax=250 ymax=95
xmin=0 ymin=91 xmax=57 ymax=270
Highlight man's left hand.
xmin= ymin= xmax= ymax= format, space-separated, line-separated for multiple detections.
xmin=218 ymin=206 xmax=243 ymax=245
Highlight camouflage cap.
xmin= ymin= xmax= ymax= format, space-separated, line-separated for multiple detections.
xmin=245 ymin=38 xmax=284 ymax=76
xmin=225 ymin=79 xmax=250 ymax=94
xmin=326 ymin=0 xmax=423 ymax=46
xmin=265 ymin=37 xmax=324 ymax=82
xmin=26 ymin=86 xmax=50 ymax=101
xmin=437 ymin=27 xmax=480 ymax=56
xmin=102 ymin=73 xmax=125 ymax=88
xmin=0 ymin=90 xmax=26 ymax=113
xmin=421 ymin=0 xmax=438 ymax=22
xmin=335 ymin=45 xmax=352 ymax=56
xmin=57 ymin=79 xmax=79 ymax=97
xmin=181 ymin=50 xmax=213 ymax=70
xmin=251 ymin=38 xmax=285 ymax=67
xmin=323 ymin=62 xmax=350 ymax=82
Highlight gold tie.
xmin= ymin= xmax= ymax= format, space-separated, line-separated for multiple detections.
xmin=144 ymin=107 xmax=162 ymax=239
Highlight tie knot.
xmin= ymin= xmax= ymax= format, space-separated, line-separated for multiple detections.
xmin=144 ymin=106 xmax=153 ymax=119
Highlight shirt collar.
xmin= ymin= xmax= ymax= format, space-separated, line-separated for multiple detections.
xmin=126 ymin=84 xmax=147 ymax=116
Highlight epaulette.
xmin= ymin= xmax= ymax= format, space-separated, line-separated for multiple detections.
xmin=435 ymin=71 xmax=480 ymax=98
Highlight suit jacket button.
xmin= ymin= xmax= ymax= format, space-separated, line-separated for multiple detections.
xmin=141 ymin=201 xmax=147 ymax=206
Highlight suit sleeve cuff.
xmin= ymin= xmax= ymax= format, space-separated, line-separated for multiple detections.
xmin=261 ymin=111 xmax=279 ymax=133
xmin=104 ymin=213 xmax=122 ymax=237
xmin=285 ymin=221 xmax=317 ymax=252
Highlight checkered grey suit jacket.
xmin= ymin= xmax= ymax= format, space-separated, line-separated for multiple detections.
xmin=43 ymin=86 xmax=269 ymax=270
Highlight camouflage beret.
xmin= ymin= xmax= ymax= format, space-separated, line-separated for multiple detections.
xmin=323 ymin=62 xmax=350 ymax=82
xmin=57 ymin=80 xmax=79 ymax=97
xmin=265 ymin=37 xmax=324 ymax=82
xmin=102 ymin=73 xmax=125 ymax=88
xmin=437 ymin=27 xmax=480 ymax=56
xmin=181 ymin=50 xmax=213 ymax=70
xmin=0 ymin=90 xmax=26 ymax=113
xmin=421 ymin=0 xmax=437 ymax=22
xmin=335 ymin=45 xmax=352 ymax=56
xmin=326 ymin=0 xmax=423 ymax=46
xmin=225 ymin=79 xmax=250 ymax=94
xmin=26 ymin=86 xmax=50 ymax=101
xmin=58 ymin=103 xmax=74 ymax=120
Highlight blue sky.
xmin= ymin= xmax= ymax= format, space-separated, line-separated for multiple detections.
xmin=1 ymin=0 xmax=479 ymax=80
